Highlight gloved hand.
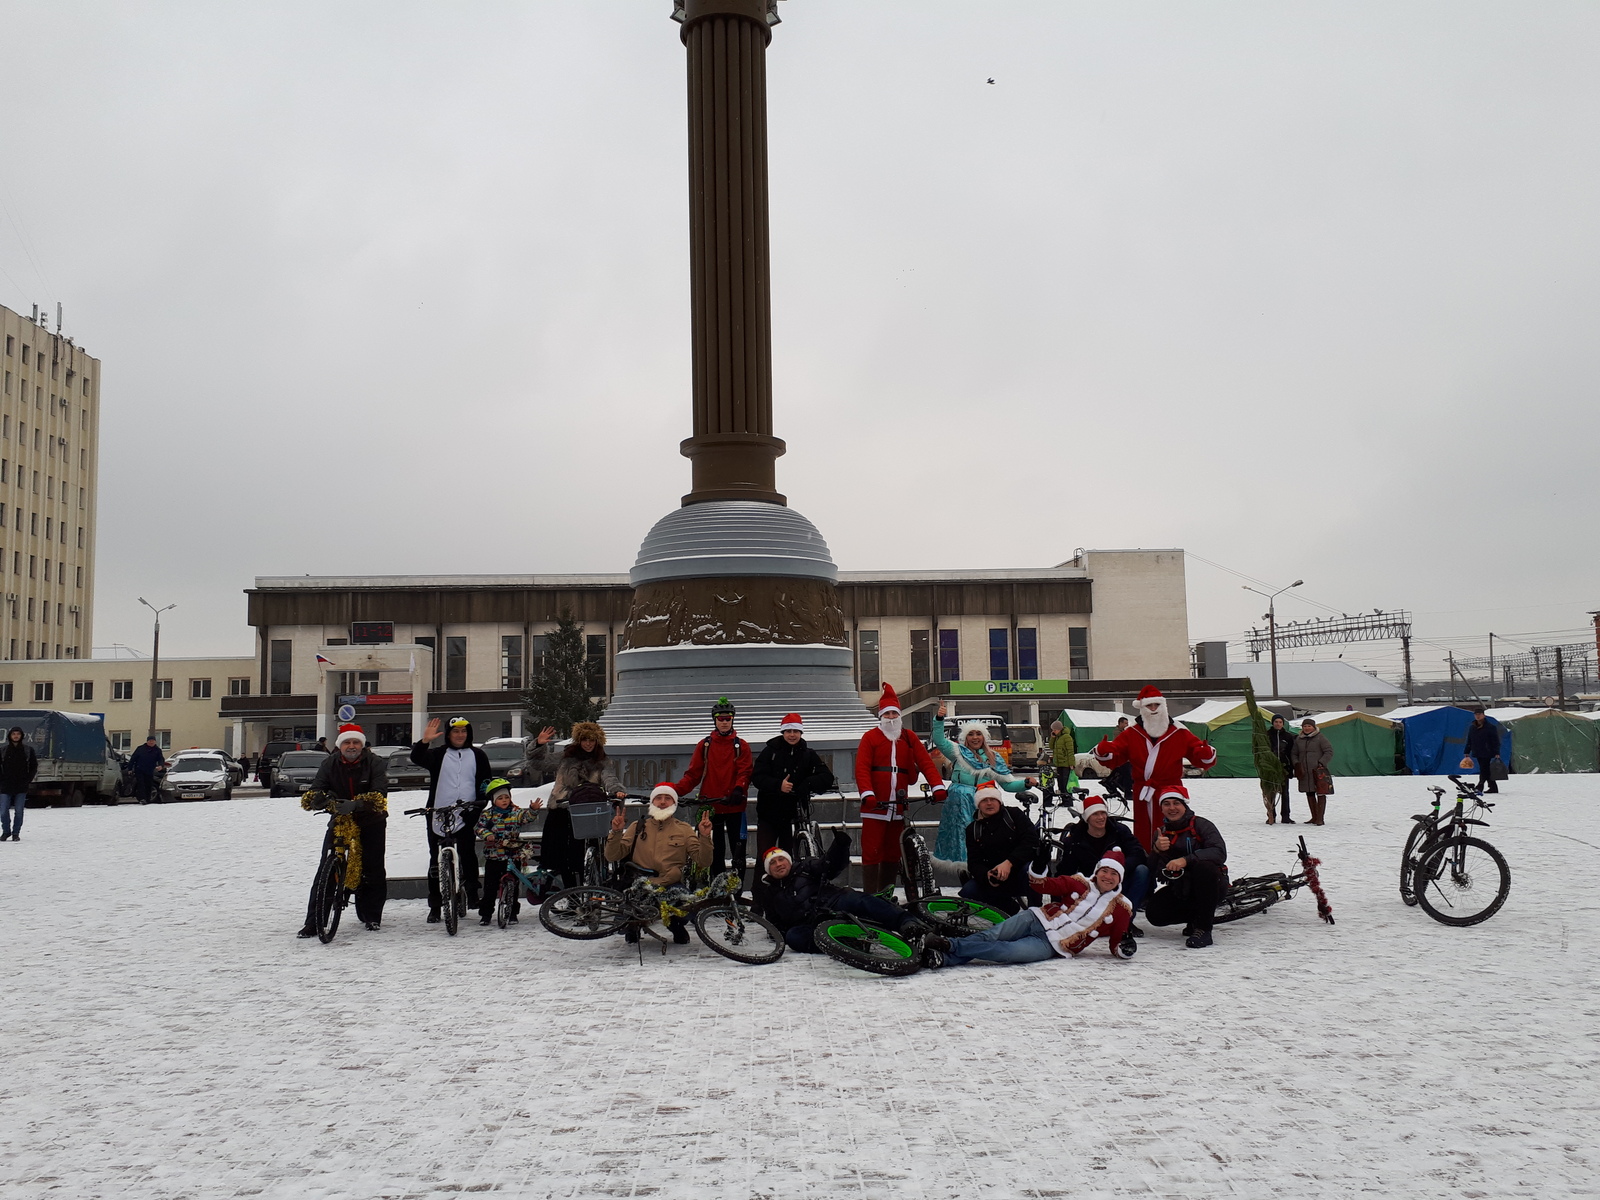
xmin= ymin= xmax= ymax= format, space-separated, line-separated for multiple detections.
xmin=930 ymin=786 xmax=947 ymax=803
xmin=335 ymin=798 xmax=359 ymax=815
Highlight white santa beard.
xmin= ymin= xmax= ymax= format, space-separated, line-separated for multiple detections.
xmin=648 ymin=803 xmax=677 ymax=821
xmin=1140 ymin=704 xmax=1170 ymax=737
xmin=879 ymin=716 xmax=903 ymax=740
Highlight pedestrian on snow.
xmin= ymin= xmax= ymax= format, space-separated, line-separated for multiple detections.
xmin=928 ymin=701 xmax=1035 ymax=861
xmin=129 ymin=735 xmax=167 ymax=805
xmin=524 ymin=721 xmax=628 ymax=889
xmin=604 ymin=784 xmax=713 ymax=943
xmin=475 ymin=777 xmax=543 ymax=925
xmin=958 ymin=782 xmax=1040 ymax=915
xmin=1265 ymin=715 xmax=1297 ymax=825
xmin=299 ymin=723 xmax=389 ymax=934
xmin=1142 ymin=786 xmax=1228 ymax=949
xmin=853 ymin=684 xmax=946 ymax=897
xmin=1054 ymin=793 xmax=1150 ymax=926
xmin=314 ymin=737 xmax=330 ymax=754
xmin=762 ymin=833 xmax=924 ymax=953
xmin=1102 ymin=716 xmax=1133 ymax=802
xmin=1048 ymin=717 xmax=1077 ymax=797
xmin=672 ymin=697 xmax=754 ymax=887
xmin=1464 ymin=707 xmax=1504 ymax=795
xmin=1093 ymin=687 xmax=1217 ymax=851
xmin=924 ymin=848 xmax=1135 ymax=966
xmin=749 ymin=713 xmax=834 ymax=865
xmin=411 ymin=715 xmax=493 ymax=922
xmin=0 ymin=726 xmax=38 ymax=840
xmin=1293 ymin=718 xmax=1335 ymax=825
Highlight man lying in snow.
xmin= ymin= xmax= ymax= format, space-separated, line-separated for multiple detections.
xmin=762 ymin=830 xmax=928 ymax=953
xmin=923 ymin=848 xmax=1136 ymax=966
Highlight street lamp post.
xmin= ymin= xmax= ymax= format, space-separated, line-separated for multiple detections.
xmin=1243 ymin=580 xmax=1303 ymax=699
xmin=138 ymin=598 xmax=176 ymax=741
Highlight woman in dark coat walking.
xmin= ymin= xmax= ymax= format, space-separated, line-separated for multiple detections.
xmin=1 ymin=727 xmax=38 ymax=840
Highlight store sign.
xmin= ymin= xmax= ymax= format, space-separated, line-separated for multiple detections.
xmin=948 ymin=680 xmax=1071 ymax=696
xmin=337 ymin=693 xmax=414 ymax=707
xmin=350 ymin=621 xmax=394 ymax=645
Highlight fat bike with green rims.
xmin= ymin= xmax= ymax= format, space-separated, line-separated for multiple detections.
xmin=899 ymin=791 xmax=1010 ymax=937
xmin=814 ymin=915 xmax=924 ymax=977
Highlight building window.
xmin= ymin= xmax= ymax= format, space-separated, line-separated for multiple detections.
xmin=1016 ymin=628 xmax=1038 ymax=680
xmin=153 ymin=680 xmax=172 ymax=700
xmin=270 ymin=639 xmax=293 ymax=695
xmin=109 ymin=731 xmax=131 ymax=751
xmin=445 ymin=636 xmax=467 ymax=690
xmin=857 ymin=630 xmax=880 ymax=693
xmin=72 ymin=680 xmax=93 ymax=702
xmin=1365 ymin=697 xmax=1386 ymax=708
xmin=190 ymin=678 xmax=212 ymax=700
xmin=1068 ymin=627 xmax=1090 ymax=680
xmin=529 ymin=634 xmax=550 ymax=680
xmin=501 ymin=634 xmax=523 ymax=690
xmin=0 ymin=683 xmax=11 ymax=702
xmin=32 ymin=681 xmax=53 ymax=702
xmin=112 ymin=680 xmax=134 ymax=700
xmin=585 ymin=634 xmax=608 ymax=697
xmin=229 ymin=678 xmax=251 ymax=696
xmin=910 ymin=630 xmax=930 ymax=689
xmin=155 ymin=730 xmax=171 ymax=750
xmin=76 ymin=566 xmax=82 ymax=588
xmin=989 ymin=628 xmax=1010 ymax=681
xmin=938 ymin=629 xmax=961 ymax=683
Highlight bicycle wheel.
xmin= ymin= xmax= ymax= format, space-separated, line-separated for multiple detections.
xmin=814 ymin=919 xmax=922 ymax=977
xmin=1213 ymin=885 xmax=1279 ymax=924
xmin=581 ymin=842 xmax=606 ymax=887
xmin=693 ymin=902 xmax=785 ymax=964
xmin=1399 ymin=822 xmax=1431 ymax=907
xmin=312 ymin=853 xmax=344 ymax=944
xmin=912 ymin=896 xmax=1009 ymax=937
xmin=1415 ymin=836 xmax=1510 ymax=927
xmin=496 ymin=872 xmax=518 ymax=929
xmin=440 ymin=851 xmax=459 ymax=936
xmin=539 ymin=886 xmax=632 ymax=939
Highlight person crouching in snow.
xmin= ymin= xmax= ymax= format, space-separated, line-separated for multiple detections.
xmin=761 ymin=833 xmax=926 ymax=953
xmin=603 ymin=784 xmax=713 ymax=944
xmin=1142 ymin=785 xmax=1228 ymax=949
xmin=922 ymin=849 xmax=1135 ymax=966
xmin=958 ymin=783 xmax=1040 ymax=916
xmin=475 ymin=777 xmax=543 ymax=926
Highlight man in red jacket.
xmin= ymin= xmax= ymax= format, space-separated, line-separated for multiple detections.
xmin=853 ymin=684 xmax=946 ymax=897
xmin=673 ymin=696 xmax=754 ymax=886
xmin=1094 ymin=685 xmax=1216 ymax=851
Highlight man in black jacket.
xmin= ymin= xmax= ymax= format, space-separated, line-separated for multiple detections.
xmin=958 ymin=784 xmax=1040 ymax=915
xmin=762 ymin=831 xmax=923 ymax=952
xmin=411 ymin=715 xmax=493 ymax=922
xmin=1464 ymin=707 xmax=1503 ymax=794
xmin=1266 ymin=715 xmax=1297 ymax=823
xmin=1054 ymin=793 xmax=1149 ymax=932
xmin=129 ymin=735 xmax=167 ymax=805
xmin=750 ymin=713 xmax=834 ymax=866
xmin=1143 ymin=785 xmax=1228 ymax=949
xmin=299 ymin=723 xmax=389 ymax=934
xmin=1 ymin=726 xmax=38 ymax=840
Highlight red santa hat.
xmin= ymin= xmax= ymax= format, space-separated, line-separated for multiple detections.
xmin=649 ymin=783 xmax=679 ymax=803
xmin=1137 ymin=685 xmax=1165 ymax=703
xmin=333 ymin=722 xmax=366 ymax=747
xmin=876 ymin=684 xmax=901 ymax=716
xmin=779 ymin=713 xmax=804 ymax=731
xmin=1080 ymin=794 xmax=1108 ymax=819
xmin=1156 ymin=783 xmax=1190 ymax=806
xmin=1093 ymin=847 xmax=1127 ymax=882
xmin=762 ymin=846 xmax=792 ymax=869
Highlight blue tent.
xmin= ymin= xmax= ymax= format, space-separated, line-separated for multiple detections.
xmin=1385 ymin=705 xmax=1511 ymax=775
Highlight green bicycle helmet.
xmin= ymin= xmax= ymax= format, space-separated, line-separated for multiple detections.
xmin=482 ymin=776 xmax=515 ymax=799
xmin=711 ymin=696 xmax=736 ymax=719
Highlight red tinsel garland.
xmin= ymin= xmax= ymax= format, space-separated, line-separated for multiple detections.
xmin=1300 ymin=851 xmax=1335 ymax=925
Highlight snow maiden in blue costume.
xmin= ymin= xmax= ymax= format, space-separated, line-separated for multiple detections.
xmin=928 ymin=710 xmax=1032 ymax=860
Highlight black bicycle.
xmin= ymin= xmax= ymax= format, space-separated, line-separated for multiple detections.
xmin=1212 ymin=836 xmax=1335 ymax=925
xmin=896 ymin=790 xmax=1010 ymax=937
xmin=813 ymin=913 xmax=926 ymax=977
xmin=1399 ymin=776 xmax=1510 ymax=927
xmin=301 ymin=789 xmax=384 ymax=944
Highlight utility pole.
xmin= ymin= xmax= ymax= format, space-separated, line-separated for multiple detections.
xmin=1448 ymin=652 xmax=1457 ymax=702
xmin=1488 ymin=632 xmax=1495 ymax=700
xmin=1242 ymin=579 xmax=1303 ymax=699
xmin=1555 ymin=646 xmax=1566 ymax=709
xmin=139 ymin=598 xmax=176 ymax=741
xmin=1402 ymin=634 xmax=1413 ymax=703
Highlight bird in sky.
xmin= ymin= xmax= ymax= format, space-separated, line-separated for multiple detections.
xmin=986 ymin=77 xmax=995 ymax=84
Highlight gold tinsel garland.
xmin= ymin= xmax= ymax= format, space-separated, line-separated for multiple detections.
xmin=302 ymin=791 xmax=389 ymax=890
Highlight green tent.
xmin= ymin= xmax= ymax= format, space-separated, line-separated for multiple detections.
xmin=1053 ymin=708 xmax=1128 ymax=759
xmin=1179 ymin=700 xmax=1263 ymax=778
xmin=1305 ymin=711 xmax=1401 ymax=776
xmin=1485 ymin=708 xmax=1600 ymax=774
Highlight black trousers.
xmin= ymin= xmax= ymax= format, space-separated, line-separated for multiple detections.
xmin=1145 ymin=861 xmax=1227 ymax=934
xmin=479 ymin=857 xmax=524 ymax=919
xmin=1477 ymin=765 xmax=1499 ymax=794
xmin=1276 ymin=776 xmax=1293 ymax=820
xmin=304 ymin=811 xmax=387 ymax=926
xmin=710 ymin=811 xmax=748 ymax=883
xmin=539 ymin=806 xmax=584 ymax=888
xmin=427 ymin=825 xmax=480 ymax=911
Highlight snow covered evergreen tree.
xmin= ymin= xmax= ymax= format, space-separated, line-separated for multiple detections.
xmin=521 ymin=611 xmax=605 ymax=737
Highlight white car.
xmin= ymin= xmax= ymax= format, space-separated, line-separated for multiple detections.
xmin=168 ymin=748 xmax=245 ymax=787
xmin=159 ymin=754 xmax=234 ymax=802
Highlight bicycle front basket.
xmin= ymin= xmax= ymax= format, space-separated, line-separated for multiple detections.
xmin=568 ymin=799 xmax=615 ymax=841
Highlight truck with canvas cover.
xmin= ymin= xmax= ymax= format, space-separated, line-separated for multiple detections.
xmin=2 ymin=709 xmax=123 ymax=806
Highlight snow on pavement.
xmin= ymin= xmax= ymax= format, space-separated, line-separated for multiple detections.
xmin=1 ymin=776 xmax=1596 ymax=1199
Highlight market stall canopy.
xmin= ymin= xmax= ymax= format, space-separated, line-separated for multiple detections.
xmin=1303 ymin=711 xmax=1401 ymax=776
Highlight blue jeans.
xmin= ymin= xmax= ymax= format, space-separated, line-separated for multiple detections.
xmin=944 ymin=909 xmax=1058 ymax=966
xmin=1121 ymin=864 xmax=1151 ymax=914
xmin=0 ymin=792 xmax=24 ymax=836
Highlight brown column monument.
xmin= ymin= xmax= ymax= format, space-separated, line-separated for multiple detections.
xmin=676 ymin=0 xmax=785 ymax=506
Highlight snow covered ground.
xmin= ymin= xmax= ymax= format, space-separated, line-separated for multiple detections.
xmin=2 ymin=775 xmax=1596 ymax=1199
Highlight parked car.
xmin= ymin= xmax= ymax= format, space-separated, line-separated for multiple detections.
xmin=159 ymin=754 xmax=233 ymax=802
xmin=270 ymin=750 xmax=332 ymax=798
xmin=1003 ymin=724 xmax=1045 ymax=770
xmin=482 ymin=737 xmax=530 ymax=785
xmin=169 ymin=748 xmax=245 ymax=788
xmin=258 ymin=740 xmax=316 ymax=790
xmin=373 ymin=745 xmax=430 ymax=791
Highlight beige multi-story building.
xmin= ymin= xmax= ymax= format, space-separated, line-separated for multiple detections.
xmin=0 ymin=654 xmax=253 ymax=752
xmin=0 ymin=303 xmax=100 ymax=661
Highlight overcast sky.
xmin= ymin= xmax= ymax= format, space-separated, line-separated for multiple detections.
xmin=2 ymin=1 xmax=1596 ymax=683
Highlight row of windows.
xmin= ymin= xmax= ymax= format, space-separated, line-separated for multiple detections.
xmin=0 ymin=503 xmax=86 ymax=548
xmin=2 ymin=334 xmax=93 ymax=388
xmin=109 ymin=731 xmax=167 ymax=751
xmin=0 ymin=460 xmax=87 ymax=507
xmin=3 ymin=596 xmax=80 ymax=625
xmin=1 ymin=642 xmax=81 ymax=662
xmin=0 ymin=413 xmax=79 ymax=459
xmin=0 ymin=677 xmax=249 ymax=704
xmin=270 ymin=634 xmax=612 ymax=697
xmin=855 ymin=627 xmax=1092 ymax=693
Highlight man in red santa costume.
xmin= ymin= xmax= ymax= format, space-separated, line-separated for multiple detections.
xmin=853 ymin=684 xmax=946 ymax=897
xmin=1094 ymin=685 xmax=1216 ymax=851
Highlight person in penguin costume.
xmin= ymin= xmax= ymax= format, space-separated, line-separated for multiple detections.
xmin=1093 ymin=686 xmax=1216 ymax=852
